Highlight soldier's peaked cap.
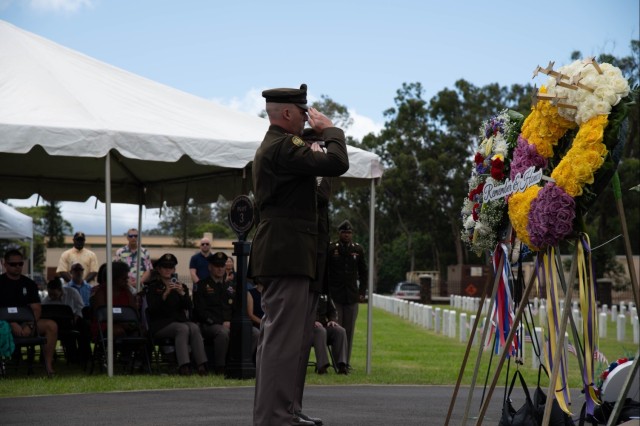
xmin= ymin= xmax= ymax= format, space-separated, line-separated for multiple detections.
xmin=207 ymin=252 xmax=228 ymax=267
xmin=157 ymin=253 xmax=178 ymax=267
xmin=262 ymin=84 xmax=308 ymax=110
xmin=338 ymin=220 xmax=353 ymax=231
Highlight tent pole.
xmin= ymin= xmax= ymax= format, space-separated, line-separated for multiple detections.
xmin=366 ymin=178 xmax=375 ymax=375
xmin=136 ymin=202 xmax=143 ymax=292
xmin=29 ymin=238 xmax=34 ymax=279
xmin=106 ymin=152 xmax=114 ymax=377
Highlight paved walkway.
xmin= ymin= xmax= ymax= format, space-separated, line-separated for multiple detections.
xmin=1 ymin=384 xmax=585 ymax=425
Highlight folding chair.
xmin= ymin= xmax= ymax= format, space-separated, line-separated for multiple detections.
xmin=40 ymin=304 xmax=80 ymax=364
xmin=144 ymin=307 xmax=177 ymax=374
xmin=308 ymin=333 xmax=339 ymax=373
xmin=0 ymin=306 xmax=48 ymax=376
xmin=91 ymin=306 xmax=151 ymax=374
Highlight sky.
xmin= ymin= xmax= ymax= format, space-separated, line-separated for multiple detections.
xmin=1 ymin=0 xmax=638 ymax=236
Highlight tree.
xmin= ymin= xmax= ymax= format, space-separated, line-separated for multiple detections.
xmin=153 ymin=197 xmax=236 ymax=246
xmin=3 ymin=202 xmax=72 ymax=273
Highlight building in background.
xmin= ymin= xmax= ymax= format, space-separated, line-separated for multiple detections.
xmin=45 ymin=233 xmax=234 ymax=283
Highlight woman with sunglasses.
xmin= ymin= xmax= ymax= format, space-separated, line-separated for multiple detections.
xmin=145 ymin=253 xmax=208 ymax=376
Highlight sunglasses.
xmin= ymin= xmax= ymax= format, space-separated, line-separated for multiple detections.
xmin=128 ymin=234 xmax=138 ymax=238
xmin=201 ymin=243 xmax=210 ymax=246
xmin=7 ymin=261 xmax=24 ymax=267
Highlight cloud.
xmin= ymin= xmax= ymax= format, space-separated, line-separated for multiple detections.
xmin=213 ymin=89 xmax=265 ymax=118
xmin=28 ymin=0 xmax=94 ymax=12
xmin=345 ymin=109 xmax=383 ymax=141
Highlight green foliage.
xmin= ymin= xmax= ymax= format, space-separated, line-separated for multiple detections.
xmin=151 ymin=197 xmax=237 ymax=245
xmin=334 ymin=80 xmax=532 ymax=286
xmin=311 ymin=94 xmax=354 ymax=131
xmin=0 ymin=202 xmax=71 ymax=273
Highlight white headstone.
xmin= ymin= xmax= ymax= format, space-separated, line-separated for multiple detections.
xmin=617 ymin=314 xmax=626 ymax=341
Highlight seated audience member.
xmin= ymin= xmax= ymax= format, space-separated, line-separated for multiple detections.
xmin=66 ymin=262 xmax=92 ymax=307
xmin=90 ymin=262 xmax=138 ymax=339
xmin=193 ymin=252 xmax=233 ymax=374
xmin=0 ymin=249 xmax=58 ymax=374
xmin=42 ymin=279 xmax=91 ymax=364
xmin=43 ymin=279 xmax=84 ymax=318
xmin=312 ymin=294 xmax=349 ymax=375
xmin=225 ymin=257 xmax=236 ymax=283
xmin=146 ymin=253 xmax=207 ymax=376
xmin=246 ymin=281 xmax=264 ymax=329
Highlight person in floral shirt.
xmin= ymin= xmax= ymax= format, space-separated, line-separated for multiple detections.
xmin=115 ymin=228 xmax=152 ymax=291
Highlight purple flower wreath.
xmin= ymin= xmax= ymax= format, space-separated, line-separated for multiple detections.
xmin=509 ymin=135 xmax=548 ymax=179
xmin=527 ymin=183 xmax=575 ymax=248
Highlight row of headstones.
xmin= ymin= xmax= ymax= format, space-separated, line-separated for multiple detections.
xmin=372 ymin=294 xmax=640 ymax=349
xmin=449 ymin=295 xmax=638 ymax=320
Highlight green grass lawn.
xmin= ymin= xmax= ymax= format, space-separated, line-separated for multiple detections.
xmin=1 ymin=304 xmax=637 ymax=398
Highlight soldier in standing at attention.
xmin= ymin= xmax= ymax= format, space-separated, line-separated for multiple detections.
xmin=327 ymin=220 xmax=368 ymax=370
xmin=249 ymin=83 xmax=349 ymax=426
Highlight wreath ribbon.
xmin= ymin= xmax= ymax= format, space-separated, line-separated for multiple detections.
xmin=578 ymin=234 xmax=600 ymax=415
xmin=541 ymin=247 xmax=572 ymax=414
xmin=486 ymin=243 xmax=519 ymax=356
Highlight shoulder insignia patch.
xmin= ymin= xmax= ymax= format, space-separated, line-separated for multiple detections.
xmin=291 ymin=136 xmax=305 ymax=147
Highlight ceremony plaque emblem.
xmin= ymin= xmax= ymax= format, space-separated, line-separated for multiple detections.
xmin=228 ymin=195 xmax=254 ymax=241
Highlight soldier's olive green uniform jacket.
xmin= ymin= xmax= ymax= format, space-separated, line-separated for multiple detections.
xmin=328 ymin=241 xmax=368 ymax=304
xmin=248 ymin=125 xmax=349 ymax=279
xmin=192 ymin=278 xmax=233 ymax=325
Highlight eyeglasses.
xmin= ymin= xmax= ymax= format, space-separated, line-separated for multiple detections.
xmin=201 ymin=243 xmax=210 ymax=246
xmin=128 ymin=234 xmax=138 ymax=238
xmin=7 ymin=261 xmax=24 ymax=267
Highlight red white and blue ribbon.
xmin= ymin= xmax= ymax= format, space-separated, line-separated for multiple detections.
xmin=487 ymin=243 xmax=519 ymax=356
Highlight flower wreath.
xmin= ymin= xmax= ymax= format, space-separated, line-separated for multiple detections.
xmin=507 ymin=59 xmax=631 ymax=250
xmin=461 ymin=110 xmax=523 ymax=254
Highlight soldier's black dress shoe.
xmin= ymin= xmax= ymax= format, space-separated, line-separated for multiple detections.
xmin=316 ymin=364 xmax=329 ymax=375
xmin=292 ymin=413 xmax=315 ymax=426
xmin=295 ymin=411 xmax=323 ymax=425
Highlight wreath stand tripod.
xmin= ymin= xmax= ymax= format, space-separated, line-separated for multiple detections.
xmin=445 ymin=244 xmax=588 ymax=425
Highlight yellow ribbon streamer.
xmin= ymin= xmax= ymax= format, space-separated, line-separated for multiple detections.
xmin=544 ymin=247 xmax=572 ymax=414
xmin=578 ymin=234 xmax=601 ymax=410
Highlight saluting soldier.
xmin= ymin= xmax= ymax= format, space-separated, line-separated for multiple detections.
xmin=249 ymin=83 xmax=349 ymax=426
xmin=327 ymin=220 xmax=368 ymax=369
xmin=292 ymin=130 xmax=335 ymax=420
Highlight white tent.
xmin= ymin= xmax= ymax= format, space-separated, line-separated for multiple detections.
xmin=0 ymin=20 xmax=382 ymax=205
xmin=0 ymin=202 xmax=34 ymax=277
xmin=0 ymin=202 xmax=33 ymax=240
xmin=0 ymin=20 xmax=382 ymax=375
